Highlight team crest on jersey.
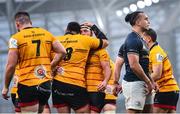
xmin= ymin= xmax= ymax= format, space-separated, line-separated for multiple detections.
xmin=156 ymin=53 xmax=163 ymax=62
xmin=56 ymin=66 xmax=64 ymax=75
xmin=34 ymin=65 xmax=47 ymax=78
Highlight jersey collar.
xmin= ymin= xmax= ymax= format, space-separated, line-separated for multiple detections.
xmin=65 ymin=32 xmax=74 ymax=35
xmin=23 ymin=27 xmax=33 ymax=30
xmin=150 ymin=42 xmax=158 ymax=51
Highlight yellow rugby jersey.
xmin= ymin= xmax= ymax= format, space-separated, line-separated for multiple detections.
xmin=9 ymin=27 xmax=58 ymax=86
xmin=149 ymin=43 xmax=179 ymax=92
xmin=86 ymin=49 xmax=110 ymax=92
xmin=105 ymin=60 xmax=117 ymax=100
xmin=54 ymin=34 xmax=101 ymax=88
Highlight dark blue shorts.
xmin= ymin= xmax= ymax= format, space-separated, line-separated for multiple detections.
xmin=11 ymin=93 xmax=21 ymax=112
xmin=104 ymin=99 xmax=116 ymax=105
xmin=154 ymin=91 xmax=179 ymax=110
xmin=88 ymin=92 xmax=105 ymax=112
xmin=17 ymin=81 xmax=51 ymax=107
xmin=52 ymin=80 xmax=89 ymax=110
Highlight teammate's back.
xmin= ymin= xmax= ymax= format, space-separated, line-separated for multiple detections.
xmin=14 ymin=27 xmax=54 ymax=61
xmin=55 ymin=33 xmax=106 ymax=87
xmin=52 ymin=21 xmax=108 ymax=113
xmin=11 ymin=27 xmax=62 ymax=85
xmin=58 ymin=34 xmax=100 ymax=67
xmin=2 ymin=11 xmax=66 ymax=113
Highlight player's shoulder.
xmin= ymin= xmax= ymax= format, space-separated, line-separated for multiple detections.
xmin=74 ymin=34 xmax=90 ymax=40
xmin=74 ymin=34 xmax=96 ymax=44
xmin=127 ymin=32 xmax=139 ymax=40
xmin=56 ymin=35 xmax=64 ymax=39
xmin=10 ymin=33 xmax=17 ymax=38
xmin=150 ymin=45 xmax=166 ymax=58
xmin=36 ymin=27 xmax=52 ymax=34
xmin=125 ymin=33 xmax=141 ymax=45
xmin=97 ymin=48 xmax=107 ymax=53
xmin=10 ymin=31 xmax=22 ymax=40
xmin=151 ymin=45 xmax=164 ymax=54
xmin=34 ymin=27 xmax=46 ymax=31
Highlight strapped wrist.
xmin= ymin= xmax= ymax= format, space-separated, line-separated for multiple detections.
xmin=91 ymin=25 xmax=108 ymax=40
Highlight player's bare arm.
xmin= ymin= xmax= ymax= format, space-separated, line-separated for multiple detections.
xmin=2 ymin=49 xmax=18 ymax=100
xmin=97 ymin=61 xmax=111 ymax=91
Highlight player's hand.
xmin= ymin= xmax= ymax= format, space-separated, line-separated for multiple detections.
xmin=51 ymin=67 xmax=57 ymax=77
xmin=97 ymin=80 xmax=107 ymax=92
xmin=113 ymin=84 xmax=122 ymax=96
xmin=2 ymin=87 xmax=9 ymax=100
xmin=154 ymin=82 xmax=159 ymax=92
xmin=151 ymin=80 xmax=159 ymax=92
xmin=82 ymin=22 xmax=93 ymax=27
xmin=146 ymin=80 xmax=159 ymax=94
xmin=145 ymin=81 xmax=153 ymax=95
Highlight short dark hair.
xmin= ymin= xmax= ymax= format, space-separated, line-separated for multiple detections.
xmin=125 ymin=11 xmax=144 ymax=26
xmin=66 ymin=22 xmax=81 ymax=34
xmin=144 ymin=28 xmax=157 ymax=42
xmin=14 ymin=11 xmax=31 ymax=24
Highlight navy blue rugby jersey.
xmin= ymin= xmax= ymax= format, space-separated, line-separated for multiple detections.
xmin=123 ymin=32 xmax=149 ymax=82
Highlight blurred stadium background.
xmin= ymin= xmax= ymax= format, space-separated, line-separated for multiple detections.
xmin=0 ymin=0 xmax=180 ymax=113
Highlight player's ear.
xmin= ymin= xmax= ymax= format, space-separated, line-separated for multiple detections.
xmin=30 ymin=21 xmax=32 ymax=25
xmin=15 ymin=21 xmax=20 ymax=31
xmin=147 ymin=36 xmax=152 ymax=43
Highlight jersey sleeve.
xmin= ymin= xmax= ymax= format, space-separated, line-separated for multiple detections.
xmin=99 ymin=49 xmax=110 ymax=62
xmin=9 ymin=36 xmax=18 ymax=49
xmin=150 ymin=51 xmax=164 ymax=65
xmin=52 ymin=35 xmax=59 ymax=43
xmin=118 ymin=44 xmax=124 ymax=58
xmin=43 ymin=28 xmax=59 ymax=43
xmin=86 ymin=36 xmax=101 ymax=49
xmin=126 ymin=37 xmax=142 ymax=55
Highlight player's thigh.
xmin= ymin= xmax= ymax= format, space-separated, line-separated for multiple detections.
xmin=89 ymin=92 xmax=105 ymax=113
xmin=122 ymin=80 xmax=147 ymax=111
xmin=154 ymin=91 xmax=179 ymax=113
xmin=103 ymin=99 xmax=116 ymax=111
xmin=17 ymin=83 xmax=38 ymax=107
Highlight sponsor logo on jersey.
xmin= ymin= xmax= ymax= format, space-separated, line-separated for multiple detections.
xmin=57 ymin=66 xmax=64 ymax=75
xmin=34 ymin=65 xmax=47 ymax=78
